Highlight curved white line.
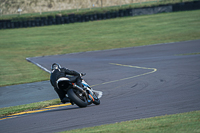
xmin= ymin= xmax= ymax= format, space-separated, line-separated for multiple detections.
xmin=91 ymin=63 xmax=157 ymax=87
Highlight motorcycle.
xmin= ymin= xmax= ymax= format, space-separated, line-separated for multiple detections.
xmin=56 ymin=74 xmax=101 ymax=108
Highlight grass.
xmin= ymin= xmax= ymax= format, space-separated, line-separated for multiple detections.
xmin=1 ymin=10 xmax=200 ymax=87
xmin=0 ymin=99 xmax=60 ymax=118
xmin=60 ymin=110 xmax=200 ymax=133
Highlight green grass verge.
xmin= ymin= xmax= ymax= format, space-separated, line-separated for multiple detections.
xmin=60 ymin=110 xmax=200 ymax=133
xmin=0 ymin=99 xmax=60 ymax=117
xmin=1 ymin=10 xmax=200 ymax=87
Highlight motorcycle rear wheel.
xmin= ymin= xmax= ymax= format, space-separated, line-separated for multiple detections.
xmin=67 ymin=89 xmax=88 ymax=108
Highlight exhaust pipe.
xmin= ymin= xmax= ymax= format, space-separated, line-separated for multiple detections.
xmin=73 ymin=84 xmax=84 ymax=91
xmin=73 ymin=84 xmax=90 ymax=100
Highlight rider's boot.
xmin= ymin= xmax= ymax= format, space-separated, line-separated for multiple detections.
xmin=61 ymin=97 xmax=74 ymax=105
xmin=61 ymin=97 xmax=70 ymax=104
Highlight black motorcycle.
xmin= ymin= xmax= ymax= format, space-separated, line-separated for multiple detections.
xmin=56 ymin=75 xmax=101 ymax=108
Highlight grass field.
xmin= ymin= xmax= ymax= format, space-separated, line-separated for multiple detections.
xmin=1 ymin=10 xmax=200 ymax=87
xmin=61 ymin=110 xmax=200 ymax=133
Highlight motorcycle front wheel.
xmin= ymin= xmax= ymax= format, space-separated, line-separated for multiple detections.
xmin=92 ymin=92 xmax=100 ymax=105
xmin=67 ymin=89 xmax=88 ymax=108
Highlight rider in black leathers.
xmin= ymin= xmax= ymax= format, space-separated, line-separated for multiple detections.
xmin=50 ymin=63 xmax=84 ymax=104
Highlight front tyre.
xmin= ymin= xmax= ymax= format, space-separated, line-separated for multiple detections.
xmin=93 ymin=98 xmax=100 ymax=105
xmin=67 ymin=89 xmax=88 ymax=108
xmin=93 ymin=93 xmax=100 ymax=105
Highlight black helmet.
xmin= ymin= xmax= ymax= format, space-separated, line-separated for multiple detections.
xmin=51 ymin=63 xmax=61 ymax=71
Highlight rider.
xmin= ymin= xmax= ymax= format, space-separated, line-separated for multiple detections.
xmin=50 ymin=63 xmax=85 ymax=104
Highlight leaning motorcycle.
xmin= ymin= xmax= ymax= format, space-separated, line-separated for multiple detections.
xmin=56 ymin=75 xmax=100 ymax=108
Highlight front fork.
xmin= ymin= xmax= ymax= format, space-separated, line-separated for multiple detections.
xmin=72 ymin=83 xmax=94 ymax=102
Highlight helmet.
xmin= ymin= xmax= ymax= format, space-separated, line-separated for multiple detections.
xmin=51 ymin=63 xmax=61 ymax=71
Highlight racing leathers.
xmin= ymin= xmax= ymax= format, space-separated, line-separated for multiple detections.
xmin=50 ymin=67 xmax=83 ymax=104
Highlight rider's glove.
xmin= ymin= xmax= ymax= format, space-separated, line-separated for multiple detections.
xmin=80 ymin=72 xmax=86 ymax=76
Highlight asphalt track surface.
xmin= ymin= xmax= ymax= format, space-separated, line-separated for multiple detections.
xmin=1 ymin=40 xmax=200 ymax=133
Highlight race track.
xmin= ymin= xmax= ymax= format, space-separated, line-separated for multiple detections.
xmin=1 ymin=40 xmax=200 ymax=133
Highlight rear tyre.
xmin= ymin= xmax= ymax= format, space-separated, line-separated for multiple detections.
xmin=67 ymin=89 xmax=88 ymax=108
